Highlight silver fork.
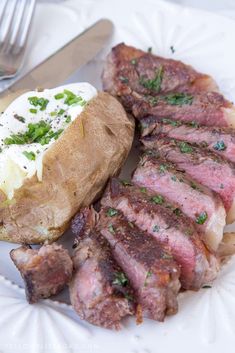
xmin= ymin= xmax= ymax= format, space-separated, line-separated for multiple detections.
xmin=0 ymin=0 xmax=36 ymax=80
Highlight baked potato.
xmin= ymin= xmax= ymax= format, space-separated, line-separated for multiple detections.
xmin=0 ymin=83 xmax=134 ymax=244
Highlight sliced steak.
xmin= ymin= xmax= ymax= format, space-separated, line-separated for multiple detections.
xmin=142 ymin=118 xmax=235 ymax=164
xmin=98 ymin=208 xmax=181 ymax=321
xmin=10 ymin=244 xmax=73 ymax=303
xmin=101 ymin=179 xmax=219 ymax=290
xmin=69 ymin=208 xmax=134 ymax=330
xmin=142 ymin=137 xmax=235 ymax=224
xmin=102 ymin=43 xmax=235 ymax=128
xmin=102 ymin=43 xmax=218 ymax=97
xmin=132 ymin=154 xmax=226 ymax=251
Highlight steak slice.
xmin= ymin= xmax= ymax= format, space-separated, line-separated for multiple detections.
xmin=101 ymin=179 xmax=219 ymax=290
xmin=98 ymin=208 xmax=181 ymax=321
xmin=10 ymin=244 xmax=73 ymax=303
xmin=69 ymin=208 xmax=134 ymax=330
xmin=132 ymin=154 xmax=226 ymax=251
xmin=102 ymin=43 xmax=218 ymax=97
xmin=142 ymin=118 xmax=235 ymax=164
xmin=102 ymin=43 xmax=235 ymax=128
xmin=142 ymin=137 xmax=235 ymax=223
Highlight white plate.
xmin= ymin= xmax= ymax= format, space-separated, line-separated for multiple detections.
xmin=1 ymin=0 xmax=235 ymax=352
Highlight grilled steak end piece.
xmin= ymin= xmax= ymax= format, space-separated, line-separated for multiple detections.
xmin=10 ymin=244 xmax=73 ymax=303
xmin=70 ymin=208 xmax=134 ymax=330
xmin=99 ymin=208 xmax=181 ymax=321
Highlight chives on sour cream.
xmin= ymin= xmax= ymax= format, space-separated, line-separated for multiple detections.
xmin=0 ymin=82 xmax=97 ymax=199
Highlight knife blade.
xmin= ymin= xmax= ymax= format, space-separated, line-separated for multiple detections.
xmin=0 ymin=19 xmax=113 ymax=97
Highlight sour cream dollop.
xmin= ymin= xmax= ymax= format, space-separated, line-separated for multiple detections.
xmin=0 ymin=82 xmax=97 ymax=199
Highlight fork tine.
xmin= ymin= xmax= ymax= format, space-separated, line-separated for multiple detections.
xmin=9 ymin=0 xmax=27 ymax=47
xmin=17 ymin=0 xmax=36 ymax=50
xmin=0 ymin=0 xmax=8 ymax=25
xmin=0 ymin=0 xmax=17 ymax=45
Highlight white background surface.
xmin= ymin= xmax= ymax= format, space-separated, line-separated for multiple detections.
xmin=1 ymin=0 xmax=235 ymax=353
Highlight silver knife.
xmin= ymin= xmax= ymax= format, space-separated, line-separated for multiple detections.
xmin=0 ymin=19 xmax=113 ymax=98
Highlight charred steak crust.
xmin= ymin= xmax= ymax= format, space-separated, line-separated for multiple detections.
xmin=10 ymin=244 xmax=73 ymax=303
xmin=101 ymin=178 xmax=218 ymax=290
xmin=70 ymin=208 xmax=134 ymax=330
xmin=98 ymin=207 xmax=181 ymax=321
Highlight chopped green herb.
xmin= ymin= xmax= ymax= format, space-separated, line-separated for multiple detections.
xmin=190 ymin=121 xmax=199 ymax=128
xmin=159 ymin=164 xmax=168 ymax=173
xmin=162 ymin=118 xmax=180 ymax=127
xmin=190 ymin=181 xmax=198 ymax=190
xmin=171 ymin=175 xmax=177 ymax=182
xmin=179 ymin=141 xmax=193 ymax=153
xmin=139 ymin=66 xmax=163 ymax=92
xmin=140 ymin=187 xmax=147 ymax=193
xmin=151 ymin=195 xmax=164 ymax=205
xmin=124 ymin=292 xmax=133 ymax=301
xmin=112 ymin=272 xmax=129 ymax=287
xmin=196 ymin=211 xmax=208 ymax=225
xmin=29 ymin=108 xmax=37 ymax=114
xmin=3 ymin=121 xmax=62 ymax=146
xmin=148 ymin=96 xmax=158 ymax=106
xmin=213 ymin=140 xmax=227 ymax=151
xmin=131 ymin=58 xmax=137 ymax=65
xmin=28 ymin=96 xmax=49 ymax=111
xmin=22 ymin=151 xmax=36 ymax=161
xmin=107 ymin=208 xmax=118 ymax=217
xmin=58 ymin=109 xmax=65 ymax=116
xmin=50 ymin=111 xmax=57 ymax=117
xmin=63 ymin=89 xmax=86 ymax=106
xmin=54 ymin=93 xmax=64 ymax=100
xmin=153 ymin=225 xmax=160 ymax=232
xmin=144 ymin=270 xmax=152 ymax=287
xmin=121 ymin=180 xmax=132 ymax=186
xmin=108 ymin=224 xmax=115 ymax=234
xmin=119 ymin=76 xmax=129 ymax=84
xmin=162 ymin=252 xmax=173 ymax=259
xmin=14 ymin=114 xmax=25 ymax=123
xmin=164 ymin=93 xmax=193 ymax=106
xmin=170 ymin=45 xmax=175 ymax=54
xmin=173 ymin=208 xmax=182 ymax=216
xmin=65 ymin=115 xmax=71 ymax=123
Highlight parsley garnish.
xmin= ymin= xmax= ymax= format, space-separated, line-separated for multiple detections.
xmin=65 ymin=115 xmax=71 ymax=123
xmin=148 ymin=96 xmax=158 ymax=106
xmin=63 ymin=89 xmax=86 ymax=106
xmin=153 ymin=225 xmax=160 ymax=232
xmin=119 ymin=76 xmax=129 ymax=84
xmin=164 ymin=93 xmax=193 ymax=106
xmin=58 ymin=109 xmax=65 ymax=116
xmin=139 ymin=66 xmax=163 ymax=92
xmin=29 ymin=108 xmax=37 ymax=114
xmin=151 ymin=195 xmax=164 ymax=205
xmin=159 ymin=164 xmax=168 ymax=173
xmin=213 ymin=140 xmax=226 ymax=151
xmin=108 ymin=224 xmax=115 ymax=234
xmin=179 ymin=142 xmax=193 ymax=153
xmin=173 ymin=208 xmax=182 ymax=216
xmin=112 ymin=272 xmax=129 ymax=287
xmin=162 ymin=118 xmax=180 ymax=126
xmin=140 ymin=187 xmax=147 ymax=193
xmin=23 ymin=151 xmax=36 ymax=161
xmin=196 ymin=211 xmax=208 ymax=225
xmin=107 ymin=208 xmax=118 ymax=217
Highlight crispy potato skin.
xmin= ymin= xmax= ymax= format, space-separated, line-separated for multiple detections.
xmin=0 ymin=92 xmax=134 ymax=244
